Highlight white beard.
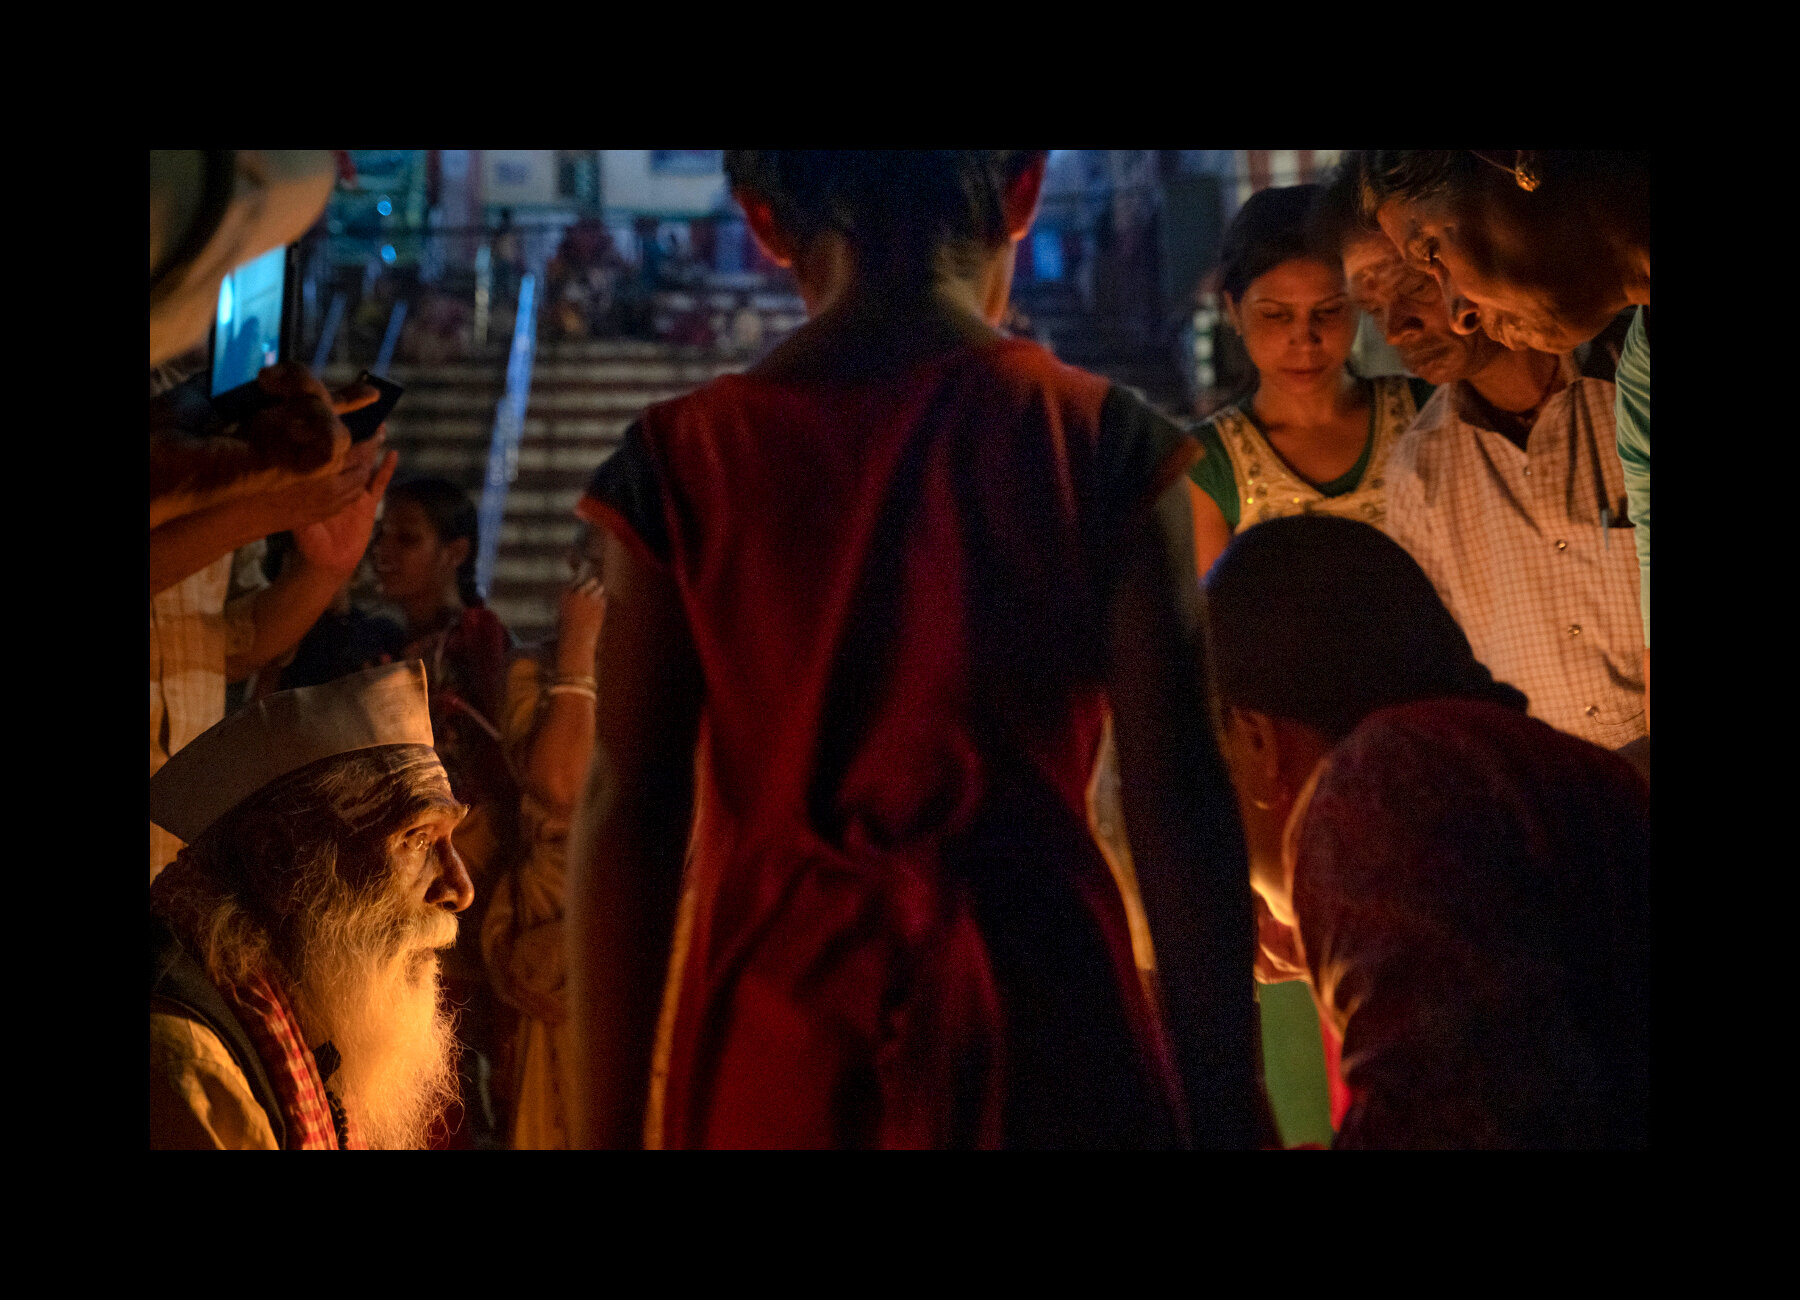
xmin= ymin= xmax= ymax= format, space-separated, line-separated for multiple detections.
xmin=294 ymin=884 xmax=462 ymax=1149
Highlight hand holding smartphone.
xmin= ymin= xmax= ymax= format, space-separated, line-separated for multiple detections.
xmin=210 ymin=368 xmax=405 ymax=443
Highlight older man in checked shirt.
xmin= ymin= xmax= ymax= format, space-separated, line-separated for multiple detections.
xmin=1315 ymin=159 xmax=1646 ymax=767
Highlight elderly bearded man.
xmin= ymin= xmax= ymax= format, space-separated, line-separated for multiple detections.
xmin=148 ymin=662 xmax=471 ymax=1149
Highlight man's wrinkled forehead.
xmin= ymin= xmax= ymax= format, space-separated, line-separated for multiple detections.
xmin=389 ymin=759 xmax=458 ymax=826
xmin=412 ymin=759 xmax=454 ymax=803
xmin=1375 ymin=199 xmax=1434 ymax=270
xmin=316 ymin=745 xmax=454 ymax=839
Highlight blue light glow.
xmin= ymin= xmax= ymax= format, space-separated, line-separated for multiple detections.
xmin=217 ymin=274 xmax=234 ymax=328
xmin=376 ymin=197 xmax=393 ymax=216
xmin=380 ymin=244 xmax=397 ymax=265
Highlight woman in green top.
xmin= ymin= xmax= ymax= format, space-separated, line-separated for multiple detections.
xmin=1188 ymin=184 xmax=1425 ymax=579
xmin=1177 ymin=183 xmax=1425 ymax=1144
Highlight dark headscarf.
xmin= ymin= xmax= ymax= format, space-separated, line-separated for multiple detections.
xmin=1204 ymin=515 xmax=1527 ymax=741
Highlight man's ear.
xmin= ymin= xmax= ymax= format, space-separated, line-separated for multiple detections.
xmin=444 ymin=535 xmax=472 ymax=572
xmin=1224 ymin=705 xmax=1283 ymax=804
xmin=738 ymin=192 xmax=795 ymax=269
xmin=1004 ymin=153 xmax=1048 ymax=243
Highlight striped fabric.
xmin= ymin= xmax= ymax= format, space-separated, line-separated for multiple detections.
xmin=230 ymin=970 xmax=365 ymax=1150
xmin=148 ymin=358 xmax=269 ymax=881
xmin=1383 ymin=359 xmax=1646 ymax=749
xmin=149 ymin=551 xmax=265 ymax=880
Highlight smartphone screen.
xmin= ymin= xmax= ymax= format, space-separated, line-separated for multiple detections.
xmin=209 ymin=246 xmax=290 ymax=396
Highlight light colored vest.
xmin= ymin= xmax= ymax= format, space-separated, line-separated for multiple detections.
xmin=1210 ymin=374 xmax=1418 ymax=532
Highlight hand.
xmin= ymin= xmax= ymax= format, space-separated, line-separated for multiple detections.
xmin=553 ymin=577 xmax=607 ymax=674
xmin=293 ymin=438 xmax=399 ymax=577
xmin=237 ymin=362 xmax=378 ymax=477
xmin=1253 ymin=891 xmax=1307 ymax=985
xmin=251 ymin=431 xmax=390 ymax=537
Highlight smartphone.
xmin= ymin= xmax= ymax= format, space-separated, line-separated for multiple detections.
xmin=341 ymin=371 xmax=405 ymax=442
xmin=209 ymin=368 xmax=403 ymax=443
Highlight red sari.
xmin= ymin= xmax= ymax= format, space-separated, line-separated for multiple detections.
xmin=583 ymin=337 xmax=1199 ymax=1148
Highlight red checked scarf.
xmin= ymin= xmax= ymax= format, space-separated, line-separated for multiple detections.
xmin=230 ymin=971 xmax=366 ymax=1150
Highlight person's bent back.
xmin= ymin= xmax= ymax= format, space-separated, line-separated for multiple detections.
xmin=1207 ymin=515 xmax=1649 ymax=1148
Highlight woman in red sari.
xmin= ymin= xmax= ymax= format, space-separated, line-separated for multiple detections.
xmin=568 ymin=151 xmax=1257 ymax=1149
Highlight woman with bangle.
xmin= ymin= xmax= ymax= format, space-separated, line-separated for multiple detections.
xmin=480 ymin=525 xmax=607 ymax=1149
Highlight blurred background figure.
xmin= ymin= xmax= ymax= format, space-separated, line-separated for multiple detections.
xmin=480 ymin=525 xmax=607 ymax=1149
xmin=546 ymin=218 xmax=626 ymax=342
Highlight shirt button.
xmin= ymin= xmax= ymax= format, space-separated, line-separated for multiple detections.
xmin=1586 ymin=704 xmax=1600 ymax=718
xmin=1555 ymin=540 xmax=1568 ymax=551
xmin=1568 ymin=624 xmax=1582 ymax=636
xmin=1524 ymin=467 xmax=1533 ymax=477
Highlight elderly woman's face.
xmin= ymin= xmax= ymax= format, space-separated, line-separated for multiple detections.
xmin=1376 ymin=194 xmax=1622 ymax=355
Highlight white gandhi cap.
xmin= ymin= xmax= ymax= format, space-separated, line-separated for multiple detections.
xmin=149 ymin=661 xmax=436 ymax=844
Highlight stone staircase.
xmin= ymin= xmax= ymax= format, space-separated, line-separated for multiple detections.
xmin=325 ymin=339 xmax=752 ymax=646
xmin=330 ymin=285 xmax=1190 ymax=648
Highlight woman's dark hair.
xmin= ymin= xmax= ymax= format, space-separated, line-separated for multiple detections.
xmin=388 ymin=476 xmax=483 ymax=608
xmin=723 ymin=150 xmax=1046 ymax=281
xmin=1205 ymin=515 xmax=1527 ymax=742
xmin=1217 ymin=183 xmax=1337 ymax=303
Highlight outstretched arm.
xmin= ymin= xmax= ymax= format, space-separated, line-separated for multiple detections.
xmin=221 ymin=446 xmax=397 ymax=682
xmin=1105 ymin=480 xmax=1258 ymax=1149
xmin=567 ymin=533 xmax=702 ymax=1148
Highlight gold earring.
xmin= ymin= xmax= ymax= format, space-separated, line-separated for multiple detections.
xmin=1513 ymin=150 xmax=1541 ymax=193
